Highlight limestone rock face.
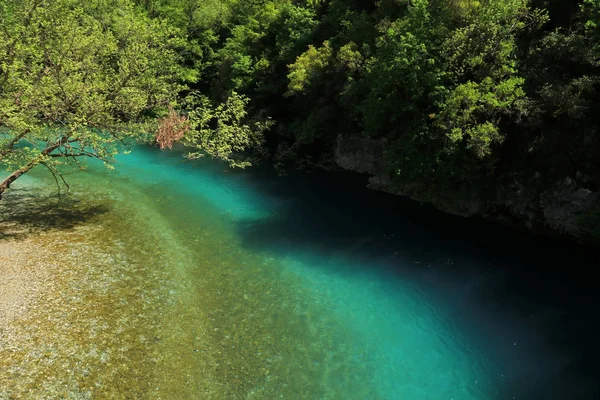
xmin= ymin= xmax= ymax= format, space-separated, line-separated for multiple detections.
xmin=539 ymin=179 xmax=598 ymax=236
xmin=334 ymin=134 xmax=600 ymax=244
xmin=334 ymin=135 xmax=387 ymax=175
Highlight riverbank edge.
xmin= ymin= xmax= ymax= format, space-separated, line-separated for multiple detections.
xmin=334 ymin=135 xmax=600 ymax=248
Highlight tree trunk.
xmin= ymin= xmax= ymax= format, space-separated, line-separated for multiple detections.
xmin=0 ymin=165 xmax=34 ymax=200
xmin=0 ymin=140 xmax=64 ymax=200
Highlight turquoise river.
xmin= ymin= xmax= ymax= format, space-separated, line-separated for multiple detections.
xmin=0 ymin=145 xmax=598 ymax=399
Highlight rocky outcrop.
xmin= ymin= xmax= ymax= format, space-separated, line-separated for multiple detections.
xmin=334 ymin=135 xmax=388 ymax=175
xmin=539 ymin=178 xmax=598 ymax=235
xmin=484 ymin=175 xmax=600 ymax=239
xmin=370 ymin=175 xmax=485 ymax=217
xmin=334 ymin=134 xmax=600 ymax=244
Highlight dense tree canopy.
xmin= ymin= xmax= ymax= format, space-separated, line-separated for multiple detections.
xmin=1 ymin=0 xmax=599 ymax=240
xmin=0 ymin=0 xmax=189 ymax=197
xmin=150 ymin=0 xmax=596 ymax=196
xmin=0 ymin=0 xmax=264 ymax=197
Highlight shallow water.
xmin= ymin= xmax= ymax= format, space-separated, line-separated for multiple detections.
xmin=1 ymin=145 xmax=599 ymax=399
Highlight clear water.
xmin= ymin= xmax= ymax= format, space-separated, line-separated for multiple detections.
xmin=1 ymin=145 xmax=599 ymax=399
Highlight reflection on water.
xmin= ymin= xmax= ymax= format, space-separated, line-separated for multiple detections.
xmin=1 ymin=145 xmax=598 ymax=399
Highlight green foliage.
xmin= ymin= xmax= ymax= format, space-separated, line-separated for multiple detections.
xmin=360 ymin=7 xmax=442 ymax=138
xmin=437 ymin=77 xmax=527 ymax=158
xmin=355 ymin=0 xmax=539 ymax=188
xmin=582 ymin=0 xmax=600 ymax=31
xmin=336 ymin=42 xmax=365 ymax=73
xmin=2 ymin=0 xmax=599 ymax=219
xmin=272 ymin=4 xmax=319 ymax=57
xmin=208 ymin=2 xmax=318 ymax=98
xmin=166 ymin=0 xmax=597 ymax=198
xmin=184 ymin=92 xmax=274 ymax=168
xmin=287 ymin=41 xmax=333 ymax=95
xmin=519 ymin=0 xmax=600 ymax=183
xmin=0 ymin=0 xmax=188 ymax=195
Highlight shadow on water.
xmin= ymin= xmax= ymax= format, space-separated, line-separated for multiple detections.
xmin=0 ymin=187 xmax=110 ymax=240
xmin=233 ymin=166 xmax=599 ymax=271
xmin=232 ymin=167 xmax=600 ymax=400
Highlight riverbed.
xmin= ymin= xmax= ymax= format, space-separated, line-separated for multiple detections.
xmin=1 ymin=145 xmax=598 ymax=399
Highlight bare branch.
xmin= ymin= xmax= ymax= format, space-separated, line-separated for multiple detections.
xmin=40 ymin=162 xmax=70 ymax=193
xmin=156 ymin=108 xmax=190 ymax=150
xmin=41 ymin=162 xmax=61 ymax=192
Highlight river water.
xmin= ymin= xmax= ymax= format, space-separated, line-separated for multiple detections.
xmin=1 ymin=145 xmax=598 ymax=399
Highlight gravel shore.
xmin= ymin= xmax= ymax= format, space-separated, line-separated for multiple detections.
xmin=0 ymin=236 xmax=51 ymax=328
xmin=0 ymin=192 xmax=170 ymax=398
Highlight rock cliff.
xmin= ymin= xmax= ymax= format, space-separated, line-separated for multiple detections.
xmin=334 ymin=135 xmax=600 ymax=245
